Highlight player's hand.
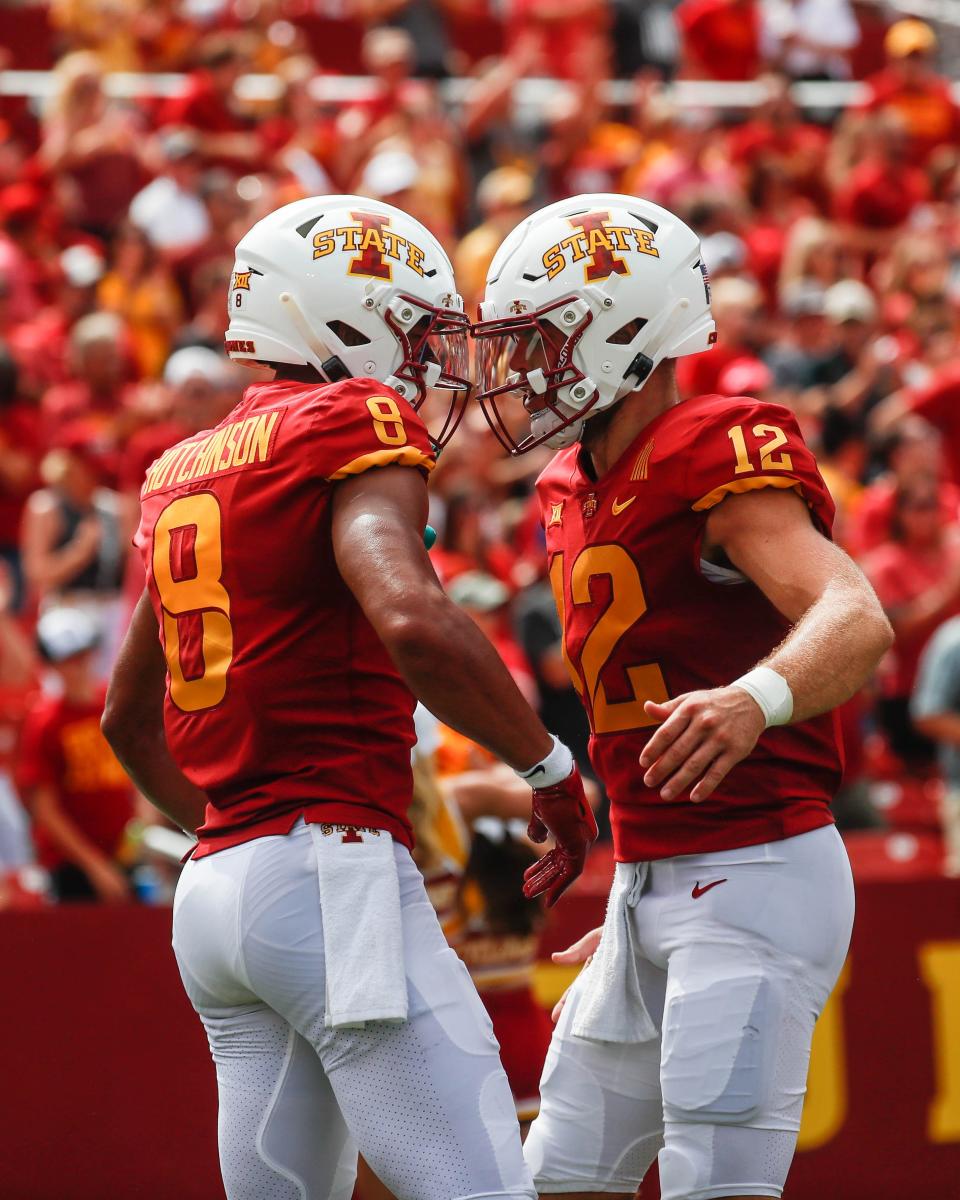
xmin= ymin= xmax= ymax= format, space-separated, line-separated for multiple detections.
xmin=87 ymin=859 xmax=131 ymax=904
xmin=523 ymin=764 xmax=598 ymax=908
xmin=550 ymin=926 xmax=602 ymax=1022
xmin=640 ymin=686 xmax=767 ymax=804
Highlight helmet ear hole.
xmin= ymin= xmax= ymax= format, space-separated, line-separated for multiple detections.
xmin=606 ymin=317 xmax=648 ymax=345
xmin=326 ymin=320 xmax=370 ymax=346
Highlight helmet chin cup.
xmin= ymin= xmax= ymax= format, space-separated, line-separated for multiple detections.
xmin=422 ymin=360 xmax=442 ymax=388
xmin=547 ymin=423 xmax=583 ymax=449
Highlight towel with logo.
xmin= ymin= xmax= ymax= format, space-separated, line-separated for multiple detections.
xmin=309 ymin=823 xmax=408 ymax=1029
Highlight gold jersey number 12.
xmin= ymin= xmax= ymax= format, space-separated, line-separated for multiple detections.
xmin=549 ymin=543 xmax=669 ymax=734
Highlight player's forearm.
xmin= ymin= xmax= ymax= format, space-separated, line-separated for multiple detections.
xmin=381 ymin=596 xmax=554 ymax=772
xmin=760 ymin=573 xmax=893 ymax=723
xmin=102 ymin=724 xmax=207 ymax=833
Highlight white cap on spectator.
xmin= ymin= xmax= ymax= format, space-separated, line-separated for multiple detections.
xmin=782 ymin=280 xmax=826 ymax=317
xmin=71 ymin=311 xmax=123 ymax=350
xmin=163 ymin=346 xmax=232 ymax=388
xmin=448 ymin=570 xmax=509 ymax=613
xmin=824 ymin=280 xmax=878 ymax=325
xmin=60 ymin=244 xmax=105 ymax=288
xmin=361 ymin=151 xmax=419 ymax=199
xmin=36 ymin=607 xmax=101 ymax=663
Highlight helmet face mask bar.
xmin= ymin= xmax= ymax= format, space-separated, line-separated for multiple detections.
xmin=383 ymin=295 xmax=471 ymax=450
xmin=473 ymin=297 xmax=599 ymax=455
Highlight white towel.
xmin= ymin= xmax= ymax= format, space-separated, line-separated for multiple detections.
xmin=310 ymin=823 xmax=409 ymax=1029
xmin=571 ymin=861 xmax=659 ymax=1044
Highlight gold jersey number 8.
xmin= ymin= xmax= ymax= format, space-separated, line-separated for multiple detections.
xmin=152 ymin=493 xmax=234 ymax=713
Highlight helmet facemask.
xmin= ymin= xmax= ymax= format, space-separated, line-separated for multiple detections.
xmin=382 ymin=295 xmax=471 ymax=450
xmin=473 ymin=297 xmax=601 ymax=455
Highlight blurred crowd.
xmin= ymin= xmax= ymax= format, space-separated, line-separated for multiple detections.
xmin=1 ymin=0 xmax=960 ymax=912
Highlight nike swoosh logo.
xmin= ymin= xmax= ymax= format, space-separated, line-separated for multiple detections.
xmin=612 ymin=495 xmax=636 ymax=516
xmin=691 ymin=878 xmax=727 ymax=899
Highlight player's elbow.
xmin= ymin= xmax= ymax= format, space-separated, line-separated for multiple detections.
xmin=865 ymin=600 xmax=895 ymax=662
xmin=101 ymin=698 xmax=143 ymax=758
xmin=847 ymin=570 xmax=894 ymax=665
xmin=100 ymin=703 xmax=126 ymax=753
xmin=375 ymin=595 xmax=456 ymax=666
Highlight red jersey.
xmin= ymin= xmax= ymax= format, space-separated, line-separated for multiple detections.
xmin=537 ymin=394 xmax=842 ymax=862
xmin=134 ymin=376 xmax=435 ymax=857
xmin=17 ymin=690 xmax=133 ymax=870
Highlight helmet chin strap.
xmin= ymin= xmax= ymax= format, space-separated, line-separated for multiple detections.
xmin=613 ymin=297 xmax=691 ymax=401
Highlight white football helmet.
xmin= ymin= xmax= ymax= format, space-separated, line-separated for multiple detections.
xmin=226 ymin=195 xmax=469 ymax=447
xmin=472 ymin=193 xmax=716 ymax=453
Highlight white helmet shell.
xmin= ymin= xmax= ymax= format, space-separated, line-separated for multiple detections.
xmin=225 ymin=195 xmax=469 ymax=435
xmin=474 ymin=193 xmax=716 ymax=452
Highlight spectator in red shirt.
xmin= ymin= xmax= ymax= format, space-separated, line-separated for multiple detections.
xmin=849 ymin=0 xmax=891 ymax=80
xmin=158 ymin=34 xmax=262 ymax=168
xmin=8 ymin=245 xmax=106 ymax=395
xmin=503 ymin=0 xmax=610 ymax=81
xmin=39 ymin=311 xmax=132 ymax=451
xmin=727 ymin=74 xmax=829 ymax=202
xmin=832 ymin=112 xmax=929 ymax=230
xmin=17 ymin=606 xmax=133 ymax=901
xmin=0 ymin=346 xmax=41 ymax=606
xmin=864 ymin=477 xmax=960 ymax=769
xmin=676 ymin=0 xmax=760 ymax=82
xmin=872 ymin=359 xmax=960 ymax=490
xmin=848 ymin=416 xmax=960 ymax=556
xmin=38 ymin=51 xmax=150 ymax=238
xmin=861 ymin=19 xmax=960 ymax=165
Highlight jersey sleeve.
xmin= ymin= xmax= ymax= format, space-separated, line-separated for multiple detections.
xmin=308 ymin=377 xmax=436 ymax=483
xmin=683 ymin=397 xmax=835 ymax=537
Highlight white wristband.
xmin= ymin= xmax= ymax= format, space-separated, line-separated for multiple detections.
xmin=517 ymin=735 xmax=575 ymax=788
xmin=731 ymin=666 xmax=793 ymax=728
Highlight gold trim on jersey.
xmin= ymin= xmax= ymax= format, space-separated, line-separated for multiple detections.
xmin=326 ymin=446 xmax=436 ymax=481
xmin=691 ymin=475 xmax=802 ymax=512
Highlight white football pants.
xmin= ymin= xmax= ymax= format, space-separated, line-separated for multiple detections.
xmin=172 ymin=819 xmax=536 ymax=1200
xmin=524 ymin=824 xmax=855 ymax=1200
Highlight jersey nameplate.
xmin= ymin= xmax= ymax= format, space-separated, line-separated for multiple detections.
xmin=142 ymin=409 xmax=282 ymax=496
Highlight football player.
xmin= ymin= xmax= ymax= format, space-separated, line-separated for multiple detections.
xmin=471 ymin=194 xmax=893 ymax=1200
xmin=102 ymin=196 xmax=597 ymax=1200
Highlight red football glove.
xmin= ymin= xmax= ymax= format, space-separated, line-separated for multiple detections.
xmin=523 ymin=764 xmax=598 ymax=908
